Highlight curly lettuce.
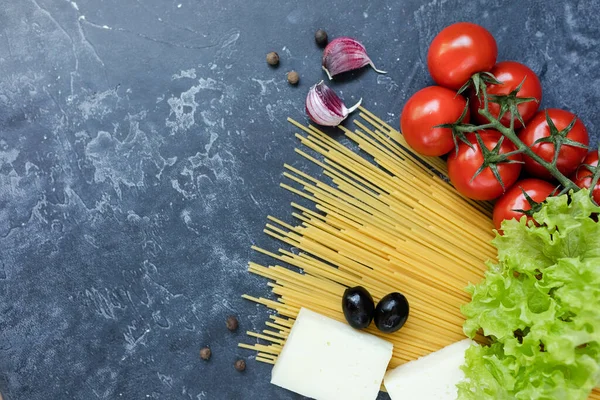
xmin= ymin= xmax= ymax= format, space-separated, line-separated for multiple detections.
xmin=459 ymin=190 xmax=600 ymax=400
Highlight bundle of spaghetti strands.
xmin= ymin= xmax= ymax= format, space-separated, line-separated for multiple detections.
xmin=239 ymin=107 xmax=600 ymax=399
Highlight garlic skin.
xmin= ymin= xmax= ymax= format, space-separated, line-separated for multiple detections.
xmin=305 ymin=81 xmax=362 ymax=127
xmin=322 ymin=37 xmax=387 ymax=80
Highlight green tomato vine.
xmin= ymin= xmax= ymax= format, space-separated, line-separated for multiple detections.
xmin=454 ymin=73 xmax=586 ymax=195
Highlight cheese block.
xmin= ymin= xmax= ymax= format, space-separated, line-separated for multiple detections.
xmin=271 ymin=307 xmax=393 ymax=400
xmin=384 ymin=339 xmax=473 ymax=400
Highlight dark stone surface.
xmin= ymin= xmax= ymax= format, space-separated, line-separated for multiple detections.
xmin=1 ymin=0 xmax=599 ymax=399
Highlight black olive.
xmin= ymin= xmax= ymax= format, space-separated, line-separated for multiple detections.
xmin=342 ymin=286 xmax=375 ymax=330
xmin=374 ymin=292 xmax=409 ymax=333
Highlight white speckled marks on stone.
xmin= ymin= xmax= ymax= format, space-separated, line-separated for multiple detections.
xmin=166 ymin=84 xmax=203 ymax=134
xmin=85 ymin=113 xmax=175 ymax=197
xmin=163 ymin=64 xmax=246 ymax=212
xmin=376 ymin=75 xmax=399 ymax=92
xmin=165 ymin=77 xmax=233 ymax=135
xmin=0 ymin=148 xmax=19 ymax=166
xmin=281 ymin=45 xmax=292 ymax=58
xmin=210 ymin=296 xmax=237 ymax=316
xmin=152 ymin=310 xmax=171 ymax=329
xmin=265 ymin=104 xmax=276 ymax=122
xmin=84 ymin=287 xmax=126 ymax=320
xmin=84 ymin=366 xmax=118 ymax=399
xmin=172 ymin=68 xmax=197 ymax=80
xmin=263 ymin=99 xmax=296 ymax=125
xmin=78 ymin=256 xmax=200 ymax=358
xmin=157 ymin=372 xmax=174 ymax=389
xmin=170 ymin=150 xmax=236 ymax=201
xmin=0 ymin=134 xmax=51 ymax=238
xmin=122 ymin=317 xmax=151 ymax=352
xmin=180 ymin=208 xmax=199 ymax=234
xmin=251 ymin=78 xmax=280 ymax=96
xmin=216 ymin=28 xmax=240 ymax=59
xmin=286 ymin=6 xmax=304 ymax=24
xmin=77 ymin=87 xmax=120 ymax=119
xmin=563 ymin=3 xmax=600 ymax=49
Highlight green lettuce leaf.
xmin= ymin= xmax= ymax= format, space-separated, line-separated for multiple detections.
xmin=459 ymin=190 xmax=600 ymax=399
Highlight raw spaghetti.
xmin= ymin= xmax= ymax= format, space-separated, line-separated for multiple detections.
xmin=239 ymin=107 xmax=600 ymax=399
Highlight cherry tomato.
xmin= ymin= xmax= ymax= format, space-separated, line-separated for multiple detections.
xmin=471 ymin=61 xmax=542 ymax=128
xmin=518 ymin=109 xmax=589 ymax=180
xmin=427 ymin=22 xmax=498 ymax=90
xmin=493 ymin=179 xmax=557 ymax=230
xmin=571 ymin=151 xmax=600 ymax=204
xmin=447 ymin=130 xmax=522 ymax=201
xmin=400 ymin=86 xmax=469 ymax=157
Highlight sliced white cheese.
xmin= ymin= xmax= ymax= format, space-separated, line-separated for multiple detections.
xmin=271 ymin=307 xmax=393 ymax=400
xmin=384 ymin=338 xmax=473 ymax=400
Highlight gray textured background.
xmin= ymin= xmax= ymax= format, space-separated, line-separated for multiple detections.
xmin=1 ymin=0 xmax=599 ymax=399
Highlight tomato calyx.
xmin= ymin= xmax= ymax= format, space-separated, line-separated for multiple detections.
xmin=511 ymin=188 xmax=546 ymax=217
xmin=469 ymin=133 xmax=523 ymax=191
xmin=457 ymin=72 xmax=501 ymax=97
xmin=435 ymin=100 xmax=474 ymax=155
xmin=585 ymin=149 xmax=600 ymax=193
xmin=533 ymin=111 xmax=589 ymax=167
xmin=575 ymin=148 xmax=600 ymax=204
xmin=487 ymin=77 xmax=539 ymax=129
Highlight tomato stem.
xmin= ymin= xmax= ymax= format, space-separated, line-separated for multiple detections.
xmin=455 ymin=123 xmax=495 ymax=133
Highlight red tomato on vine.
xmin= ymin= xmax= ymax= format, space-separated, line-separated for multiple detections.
xmin=400 ymin=86 xmax=469 ymax=157
xmin=518 ymin=109 xmax=589 ymax=180
xmin=427 ymin=22 xmax=498 ymax=90
xmin=447 ymin=130 xmax=522 ymax=201
xmin=492 ymin=179 xmax=557 ymax=230
xmin=471 ymin=61 xmax=542 ymax=128
xmin=571 ymin=151 xmax=600 ymax=205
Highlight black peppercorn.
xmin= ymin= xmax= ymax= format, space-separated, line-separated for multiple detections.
xmin=234 ymin=359 xmax=246 ymax=372
xmin=226 ymin=315 xmax=239 ymax=331
xmin=266 ymin=52 xmax=279 ymax=66
xmin=200 ymin=346 xmax=211 ymax=361
xmin=287 ymin=71 xmax=299 ymax=85
xmin=315 ymin=29 xmax=328 ymax=47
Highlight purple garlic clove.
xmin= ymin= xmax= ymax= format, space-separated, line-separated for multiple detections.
xmin=305 ymin=81 xmax=362 ymax=127
xmin=322 ymin=37 xmax=386 ymax=80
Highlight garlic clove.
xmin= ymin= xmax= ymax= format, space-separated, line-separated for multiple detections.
xmin=305 ymin=81 xmax=362 ymax=127
xmin=322 ymin=37 xmax=386 ymax=80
